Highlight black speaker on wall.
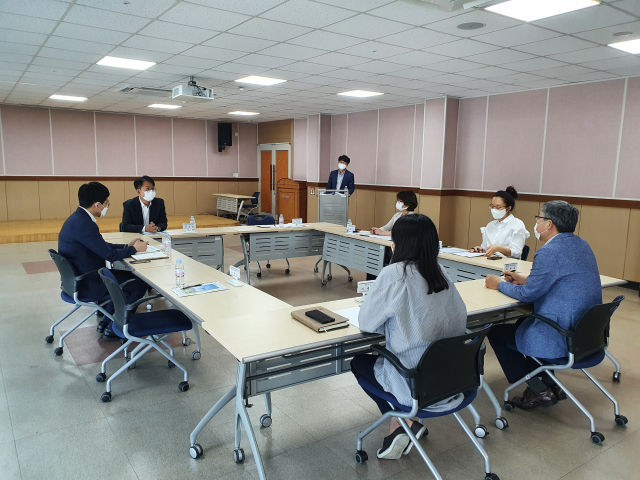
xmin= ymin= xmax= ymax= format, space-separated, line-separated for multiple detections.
xmin=218 ymin=123 xmax=232 ymax=152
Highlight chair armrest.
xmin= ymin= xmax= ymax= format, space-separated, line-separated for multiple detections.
xmin=74 ymin=269 xmax=100 ymax=282
xmin=118 ymin=278 xmax=138 ymax=289
xmin=371 ymin=345 xmax=417 ymax=379
xmin=529 ymin=314 xmax=574 ymax=338
xmin=125 ymin=294 xmax=162 ymax=311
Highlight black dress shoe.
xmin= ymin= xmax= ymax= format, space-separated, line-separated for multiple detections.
xmin=512 ymin=387 xmax=558 ymax=410
xmin=96 ymin=319 xmax=110 ymax=334
xmin=102 ymin=327 xmax=123 ymax=342
xmin=377 ymin=427 xmax=410 ymax=460
xmin=551 ymin=385 xmax=567 ymax=401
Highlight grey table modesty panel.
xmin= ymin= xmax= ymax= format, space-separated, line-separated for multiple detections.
xmin=439 ymin=257 xmax=498 ymax=283
xmin=171 ymin=236 xmax=225 ymax=270
xmin=321 ymin=233 xmax=386 ymax=279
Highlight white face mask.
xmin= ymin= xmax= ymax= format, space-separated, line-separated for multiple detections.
xmin=491 ymin=208 xmax=506 ymax=220
xmin=143 ymin=190 xmax=156 ymax=202
xmin=396 ymin=201 xmax=406 ymax=211
xmin=338 ymin=163 xmax=347 ymax=171
xmin=533 ymin=220 xmax=548 ymax=241
xmin=99 ymin=204 xmax=108 ymax=217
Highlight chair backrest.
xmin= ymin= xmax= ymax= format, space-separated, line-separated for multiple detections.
xmin=48 ymin=249 xmax=79 ymax=298
xmin=250 ymin=191 xmax=260 ymax=206
xmin=521 ymin=245 xmax=530 ymax=261
xmin=571 ymin=296 xmax=624 ymax=360
xmin=98 ymin=268 xmax=129 ymax=330
xmin=248 ymin=215 xmax=275 ymax=226
xmin=414 ymin=328 xmax=489 ymax=409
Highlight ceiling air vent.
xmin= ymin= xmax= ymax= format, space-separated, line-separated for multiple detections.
xmin=114 ymin=85 xmax=172 ymax=97
xmin=406 ymin=0 xmax=495 ymax=11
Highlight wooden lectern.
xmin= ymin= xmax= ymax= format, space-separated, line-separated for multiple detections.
xmin=276 ymin=178 xmax=307 ymax=223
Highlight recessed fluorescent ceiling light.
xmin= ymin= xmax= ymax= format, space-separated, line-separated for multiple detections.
xmin=228 ymin=111 xmax=259 ymax=116
xmin=49 ymin=94 xmax=87 ymax=101
xmin=234 ymin=76 xmax=286 ymax=86
xmin=97 ymin=56 xmax=155 ymax=70
xmin=338 ymin=90 xmax=384 ymax=98
xmin=486 ymin=0 xmax=599 ymax=22
xmin=609 ymin=38 xmax=640 ymax=54
xmin=148 ymin=104 xmax=182 ymax=109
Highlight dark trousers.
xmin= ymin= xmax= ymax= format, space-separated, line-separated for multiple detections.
xmin=105 ymin=270 xmax=149 ymax=316
xmin=350 ymin=354 xmax=394 ymax=414
xmin=487 ymin=319 xmax=555 ymax=387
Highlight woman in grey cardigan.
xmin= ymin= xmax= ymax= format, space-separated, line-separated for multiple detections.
xmin=351 ymin=214 xmax=467 ymax=460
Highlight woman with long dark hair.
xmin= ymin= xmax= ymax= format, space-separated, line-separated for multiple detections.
xmin=350 ymin=214 xmax=467 ymax=460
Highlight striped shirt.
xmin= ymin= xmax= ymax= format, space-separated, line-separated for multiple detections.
xmin=358 ymin=261 xmax=467 ymax=409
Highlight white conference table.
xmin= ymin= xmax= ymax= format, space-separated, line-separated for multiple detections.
xmin=213 ymin=193 xmax=256 ymax=221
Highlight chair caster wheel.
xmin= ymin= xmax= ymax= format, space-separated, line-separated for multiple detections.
xmin=327 ymin=274 xmax=332 ymax=280
xmin=192 ymin=351 xmax=201 ymax=360
xmin=474 ymin=425 xmax=488 ymax=438
xmin=485 ymin=473 xmax=499 ymax=480
xmin=504 ymin=402 xmax=515 ymax=412
xmin=613 ymin=372 xmax=621 ymax=382
xmin=101 ymin=392 xmax=112 ymax=403
xmin=233 ymin=448 xmax=245 ymax=464
xmin=615 ymin=415 xmax=628 ymax=427
xmin=45 ymin=335 xmax=54 ymax=344
xmin=256 ymin=272 xmax=262 ymax=278
xmin=266 ymin=263 xmax=270 ymax=268
xmin=182 ymin=337 xmax=192 ymax=346
xmin=168 ymin=361 xmax=175 ymax=368
xmin=355 ymin=450 xmax=368 ymax=464
xmin=495 ymin=417 xmax=509 ymax=429
xmin=179 ymin=381 xmax=189 ymax=392
xmin=260 ymin=414 xmax=272 ymax=428
xmin=590 ymin=432 xmax=605 ymax=445
xmin=313 ymin=267 xmax=318 ymax=273
xmin=321 ymin=280 xmax=327 ymax=286
xmin=189 ymin=444 xmax=203 ymax=459
xmin=348 ymin=276 xmax=353 ymax=282
xmin=285 ymin=269 xmax=290 ymax=274
xmin=95 ymin=372 xmax=107 ymax=383
xmin=54 ymin=347 xmax=63 ymax=356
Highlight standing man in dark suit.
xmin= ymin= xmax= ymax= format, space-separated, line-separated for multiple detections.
xmin=120 ymin=175 xmax=168 ymax=233
xmin=59 ymin=182 xmax=149 ymax=341
xmin=326 ymin=155 xmax=355 ymax=196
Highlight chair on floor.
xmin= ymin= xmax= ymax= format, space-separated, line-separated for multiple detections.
xmin=354 ymin=328 xmax=500 ymax=480
xmin=46 ymin=249 xmax=115 ymax=356
xmin=521 ymin=245 xmax=530 ymax=261
xmin=96 ymin=268 xmax=193 ymax=402
xmin=239 ymin=192 xmax=260 ymax=220
xmin=503 ymin=295 xmax=628 ymax=445
xmin=246 ymin=215 xmax=290 ymax=276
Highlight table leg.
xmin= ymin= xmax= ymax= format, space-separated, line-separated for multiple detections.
xmin=240 ymin=234 xmax=251 ymax=285
xmin=237 ymin=201 xmax=245 ymax=221
xmin=189 ymin=385 xmax=236 ymax=447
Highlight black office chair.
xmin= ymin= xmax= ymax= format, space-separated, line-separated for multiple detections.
xmin=246 ymin=214 xmax=290 ymax=276
xmin=355 ymin=328 xmax=500 ymax=480
xmin=521 ymin=245 xmax=530 ymax=261
xmin=46 ymin=249 xmax=114 ymax=355
xmin=240 ymin=191 xmax=260 ymax=220
xmin=96 ymin=268 xmax=193 ymax=402
xmin=503 ymin=296 xmax=627 ymax=445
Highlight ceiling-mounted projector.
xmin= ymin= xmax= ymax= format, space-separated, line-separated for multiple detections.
xmin=172 ymin=76 xmax=214 ymax=102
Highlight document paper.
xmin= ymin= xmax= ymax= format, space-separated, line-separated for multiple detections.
xmin=332 ymin=306 xmax=361 ymax=329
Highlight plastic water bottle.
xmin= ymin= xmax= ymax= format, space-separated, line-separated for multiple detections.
xmin=175 ymin=259 xmax=185 ymax=288
xmin=279 ymin=214 xmax=284 ymax=228
xmin=190 ymin=215 xmax=196 ymax=230
xmin=347 ymin=218 xmax=352 ymax=233
xmin=162 ymin=234 xmax=171 ymax=256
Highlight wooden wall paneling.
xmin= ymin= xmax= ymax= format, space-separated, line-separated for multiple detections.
xmin=623 ymin=209 xmax=640 ymax=282
xmin=6 ymin=181 xmax=40 ymax=221
xmin=68 ymin=180 xmax=83 ymax=213
xmin=39 ymin=181 xmax=70 ymax=220
xmin=374 ymin=191 xmax=397 ymax=229
xmin=515 ymin=200 xmax=541 ymax=254
xmin=0 ymin=181 xmax=7 ymax=222
xmin=437 ymin=195 xmax=454 ymax=245
xmin=468 ymin=196 xmax=492 ymax=249
xmin=196 ymin=181 xmax=219 ymax=214
xmin=100 ymin=180 xmax=125 ymax=221
xmin=238 ymin=181 xmax=259 ymax=196
xmin=219 ymin=181 xmax=239 ymax=194
xmin=258 ymin=120 xmax=293 ymax=144
xmin=451 ymin=196 xmax=472 ymax=249
xmin=307 ymin=187 xmax=318 ymax=223
xmin=154 ymin=180 xmax=175 ymax=215
xmin=579 ymin=205 xmax=630 ymax=278
xmin=173 ymin=180 xmax=198 ymax=215
xmin=348 ymin=191 xmax=357 ymax=226
xmin=418 ymin=195 xmax=441 ymax=231
xmin=355 ymin=189 xmax=376 ymax=232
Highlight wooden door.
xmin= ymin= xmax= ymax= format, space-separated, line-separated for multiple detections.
xmin=274 ymin=150 xmax=289 ymax=216
xmin=260 ymin=151 xmax=272 ymax=213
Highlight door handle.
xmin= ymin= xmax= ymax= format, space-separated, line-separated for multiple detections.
xmin=269 ymin=165 xmax=273 ymax=191
xmin=272 ymin=165 xmax=275 ymax=191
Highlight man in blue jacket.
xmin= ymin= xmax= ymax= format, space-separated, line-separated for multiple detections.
xmin=58 ymin=182 xmax=149 ymax=340
xmin=485 ymin=200 xmax=601 ymax=410
xmin=326 ymin=155 xmax=355 ymax=196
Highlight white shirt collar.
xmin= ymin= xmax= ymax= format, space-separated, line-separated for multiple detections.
xmin=81 ymin=207 xmax=97 ymax=223
xmin=500 ymin=214 xmax=513 ymax=224
xmin=544 ymin=233 xmax=559 ymax=245
xmin=139 ymin=197 xmax=151 ymax=209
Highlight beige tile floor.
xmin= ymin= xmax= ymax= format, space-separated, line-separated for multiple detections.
xmin=0 ymin=240 xmax=638 ymax=480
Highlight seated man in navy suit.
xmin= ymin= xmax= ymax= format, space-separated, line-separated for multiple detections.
xmin=485 ymin=201 xmax=602 ymax=409
xmin=120 ymin=175 xmax=168 ymax=234
xmin=326 ymin=155 xmax=355 ymax=196
xmin=58 ymin=182 xmax=150 ymax=341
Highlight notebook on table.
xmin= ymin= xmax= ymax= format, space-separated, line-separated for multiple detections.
xmin=291 ymin=306 xmax=350 ymax=333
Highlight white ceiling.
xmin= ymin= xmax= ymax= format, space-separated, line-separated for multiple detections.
xmin=1 ymin=0 xmax=640 ymax=122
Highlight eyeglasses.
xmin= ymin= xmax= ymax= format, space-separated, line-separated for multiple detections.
xmin=488 ymin=204 xmax=506 ymax=209
xmin=534 ymin=215 xmax=549 ymax=221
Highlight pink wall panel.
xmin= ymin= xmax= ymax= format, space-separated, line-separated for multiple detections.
xmin=377 ymin=105 xmax=415 ymax=187
xmin=173 ymin=118 xmax=206 ymax=177
xmin=51 ymin=109 xmax=96 ymax=176
xmin=95 ymin=113 xmax=135 ymax=176
xmin=238 ymin=122 xmax=258 ymax=178
xmin=412 ymin=103 xmax=424 ymax=188
xmin=422 ymin=98 xmax=445 ymax=189
xmin=293 ymin=118 xmax=308 ymax=181
xmin=1 ymin=105 xmax=52 ymax=175
xmin=484 ymin=89 xmax=547 ymax=194
xmin=307 ymin=115 xmax=320 ymax=182
xmin=615 ymin=77 xmax=640 ymax=199
xmin=208 ymin=121 xmax=238 ymax=177
xmin=330 ymin=114 xmax=347 ymax=166
xmin=319 ymin=115 xmax=332 ymax=182
xmin=442 ymin=98 xmax=459 ymax=189
xmin=454 ymin=97 xmax=486 ymax=190
xmin=135 ymin=115 xmax=173 ymax=177
xmin=542 ymin=80 xmax=624 ymax=197
xmin=346 ymin=109 xmax=378 ymax=185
